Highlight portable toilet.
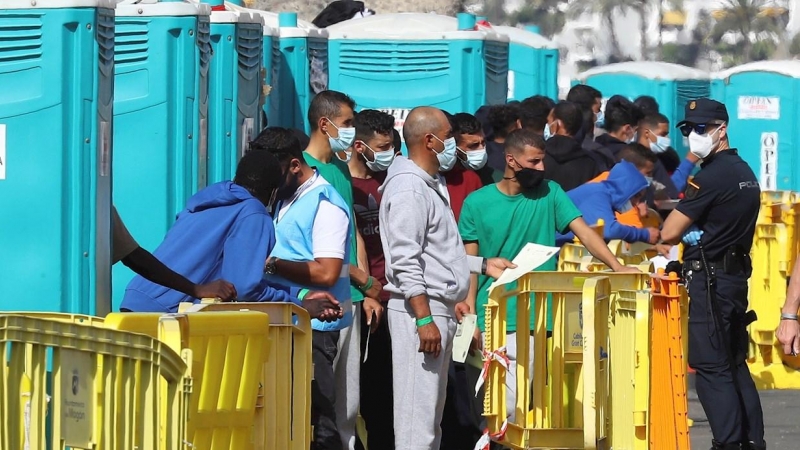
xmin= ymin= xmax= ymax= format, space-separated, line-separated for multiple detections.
xmin=711 ymin=61 xmax=800 ymax=192
xmin=112 ymin=0 xmax=212 ymax=308
xmin=326 ymin=13 xmax=509 ymax=149
xmin=575 ymin=61 xmax=710 ymax=156
xmin=0 ymin=0 xmax=115 ymax=315
xmin=260 ymin=11 xmax=329 ymax=132
xmin=205 ymin=1 xmax=264 ymax=184
xmin=492 ymin=25 xmax=559 ymax=101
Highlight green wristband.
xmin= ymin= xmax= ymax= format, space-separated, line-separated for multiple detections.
xmin=297 ymin=289 xmax=310 ymax=302
xmin=357 ymin=276 xmax=374 ymax=295
xmin=416 ymin=315 xmax=434 ymax=327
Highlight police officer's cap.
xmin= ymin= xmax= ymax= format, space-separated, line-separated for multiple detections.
xmin=677 ymin=98 xmax=729 ymax=126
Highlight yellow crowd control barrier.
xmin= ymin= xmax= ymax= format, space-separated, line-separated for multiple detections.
xmin=0 ymin=314 xmax=191 ymax=450
xmin=180 ymin=301 xmax=313 ymax=450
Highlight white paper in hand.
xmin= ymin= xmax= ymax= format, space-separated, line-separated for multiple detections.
xmin=487 ymin=243 xmax=560 ymax=292
xmin=452 ymin=314 xmax=477 ymax=363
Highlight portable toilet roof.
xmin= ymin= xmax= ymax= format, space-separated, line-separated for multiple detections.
xmin=491 ymin=25 xmax=557 ymax=49
xmin=326 ymin=12 xmax=510 ymax=43
xmin=224 ymin=2 xmax=277 ymax=36
xmin=577 ymin=61 xmax=709 ymax=81
xmin=2 ymin=0 xmax=115 ymax=7
xmin=208 ymin=4 xmax=264 ymax=26
xmin=716 ymin=60 xmax=800 ymax=79
xmin=115 ymin=0 xmax=210 ymax=16
xmin=259 ymin=10 xmax=328 ymax=39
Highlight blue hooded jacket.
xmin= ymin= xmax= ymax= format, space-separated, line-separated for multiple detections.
xmin=556 ymin=161 xmax=650 ymax=245
xmin=121 ymin=181 xmax=300 ymax=313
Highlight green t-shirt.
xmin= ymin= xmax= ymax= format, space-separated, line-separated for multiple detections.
xmin=458 ymin=181 xmax=581 ymax=332
xmin=303 ymin=152 xmax=364 ymax=302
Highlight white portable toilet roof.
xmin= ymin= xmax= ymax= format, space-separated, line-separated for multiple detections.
xmin=577 ymin=61 xmax=709 ymax=81
xmin=115 ymin=0 xmax=210 ymax=17
xmin=2 ymin=0 xmax=116 ymax=8
xmin=223 ymin=2 xmax=277 ymax=36
xmin=211 ymin=8 xmax=264 ymax=26
xmin=257 ymin=11 xmax=328 ymax=39
xmin=716 ymin=60 xmax=800 ymax=79
xmin=326 ymin=13 xmax=509 ymax=43
xmin=492 ymin=25 xmax=557 ymax=49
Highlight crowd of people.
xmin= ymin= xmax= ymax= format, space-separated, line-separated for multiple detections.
xmin=108 ymin=85 xmax=775 ymax=450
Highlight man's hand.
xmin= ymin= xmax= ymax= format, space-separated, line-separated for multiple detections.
xmin=302 ymin=291 xmax=343 ymax=321
xmin=682 ymin=225 xmax=704 ymax=246
xmin=615 ymin=266 xmax=642 ymax=274
xmin=646 ymin=227 xmax=661 ymax=245
xmin=418 ymin=321 xmax=443 ymax=358
xmin=485 ymin=258 xmax=517 ymax=279
xmin=363 ymin=297 xmax=383 ymax=333
xmin=655 ymin=243 xmax=673 ymax=258
xmin=193 ymin=280 xmax=237 ymax=301
xmin=364 ymin=276 xmax=383 ymax=301
xmin=470 ymin=327 xmax=483 ymax=356
xmin=455 ymin=301 xmax=472 ymax=323
xmin=777 ymin=319 xmax=800 ymax=356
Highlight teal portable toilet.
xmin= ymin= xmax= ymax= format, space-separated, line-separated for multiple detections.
xmin=711 ymin=61 xmax=800 ymax=191
xmin=575 ymin=62 xmax=710 ymax=156
xmin=493 ymin=25 xmax=559 ymax=101
xmin=112 ymin=0 xmax=212 ymax=308
xmin=0 ymin=0 xmax=115 ymax=315
xmin=326 ymin=13 xmax=509 ymax=150
xmin=206 ymin=2 xmax=264 ymax=184
xmin=261 ymin=12 xmax=329 ymax=132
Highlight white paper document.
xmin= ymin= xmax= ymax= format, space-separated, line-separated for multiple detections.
xmin=452 ymin=314 xmax=477 ymax=363
xmin=486 ymin=243 xmax=560 ymax=292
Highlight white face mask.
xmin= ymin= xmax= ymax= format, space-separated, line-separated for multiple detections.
xmin=617 ymin=200 xmax=634 ymax=213
xmin=325 ymin=119 xmax=356 ymax=159
xmin=649 ymin=134 xmax=671 ymax=154
xmin=644 ymin=176 xmax=654 ymax=186
xmin=362 ymin=142 xmax=396 ymax=172
xmin=458 ymin=147 xmax=488 ymax=170
xmin=432 ymin=135 xmax=457 ymax=172
xmin=688 ymin=127 xmax=722 ymax=160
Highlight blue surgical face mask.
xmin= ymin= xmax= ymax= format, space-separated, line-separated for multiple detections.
xmin=543 ymin=122 xmax=554 ymax=141
xmin=649 ymin=134 xmax=671 ymax=154
xmin=617 ymin=200 xmax=634 ymax=213
xmin=326 ymin=118 xmax=356 ymax=159
xmin=432 ymin=135 xmax=457 ymax=172
xmin=362 ymin=142 xmax=395 ymax=172
xmin=595 ymin=110 xmax=605 ymax=128
xmin=644 ymin=176 xmax=654 ymax=186
xmin=458 ymin=147 xmax=488 ymax=170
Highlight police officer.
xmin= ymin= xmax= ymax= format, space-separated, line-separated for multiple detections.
xmin=660 ymin=99 xmax=765 ymax=450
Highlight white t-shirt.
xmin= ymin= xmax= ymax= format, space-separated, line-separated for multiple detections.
xmin=277 ymin=172 xmax=348 ymax=260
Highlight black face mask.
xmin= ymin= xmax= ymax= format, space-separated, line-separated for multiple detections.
xmin=515 ymin=167 xmax=545 ymax=190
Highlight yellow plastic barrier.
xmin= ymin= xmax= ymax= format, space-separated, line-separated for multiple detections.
xmin=106 ymin=311 xmax=271 ymax=450
xmin=483 ymin=272 xmax=651 ymax=449
xmin=179 ymin=302 xmax=313 ymax=450
xmin=0 ymin=314 xmax=191 ymax=450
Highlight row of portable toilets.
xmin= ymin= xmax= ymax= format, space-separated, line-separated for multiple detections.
xmin=1 ymin=0 xmax=800 ymax=316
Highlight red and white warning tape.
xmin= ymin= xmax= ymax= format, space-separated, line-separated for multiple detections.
xmin=473 ymin=418 xmax=508 ymax=450
xmin=474 ymin=346 xmax=510 ymax=396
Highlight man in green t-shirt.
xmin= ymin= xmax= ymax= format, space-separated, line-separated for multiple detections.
xmin=304 ymin=90 xmax=384 ymax=450
xmin=458 ymin=128 xmax=638 ymax=420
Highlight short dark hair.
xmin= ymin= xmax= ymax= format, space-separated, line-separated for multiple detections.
xmin=634 ymin=96 xmax=660 ymax=116
xmin=308 ymin=90 xmax=356 ymax=131
xmin=392 ymin=128 xmax=402 ymax=153
xmin=617 ymin=143 xmax=658 ymax=169
xmin=604 ymin=95 xmax=644 ymax=132
xmin=451 ymin=112 xmax=483 ymax=136
xmin=249 ymin=126 xmax=304 ymax=165
xmin=552 ymin=101 xmax=583 ymax=136
xmin=354 ymin=109 xmax=394 ymax=142
xmin=519 ymin=95 xmax=555 ymax=131
xmin=640 ymin=113 xmax=670 ymax=130
xmin=487 ymin=104 xmax=520 ymax=139
xmin=234 ymin=149 xmax=283 ymax=200
xmin=505 ymin=128 xmax=546 ymax=155
xmin=567 ymin=84 xmax=602 ymax=112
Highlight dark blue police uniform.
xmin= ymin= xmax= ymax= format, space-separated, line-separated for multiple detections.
xmin=675 ymin=99 xmax=765 ymax=450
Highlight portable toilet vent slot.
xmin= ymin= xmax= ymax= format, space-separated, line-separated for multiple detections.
xmin=492 ymin=25 xmax=559 ymax=101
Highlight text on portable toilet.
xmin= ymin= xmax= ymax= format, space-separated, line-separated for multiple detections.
xmin=738 ymin=96 xmax=780 ymax=120
xmin=760 ymin=132 xmax=778 ymax=191
xmin=61 ymin=349 xmax=94 ymax=447
xmin=0 ymin=124 xmax=5 ymax=180
xmin=378 ymin=108 xmax=411 ymax=141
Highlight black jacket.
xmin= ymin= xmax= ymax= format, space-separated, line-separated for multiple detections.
xmin=544 ymin=135 xmax=601 ymax=192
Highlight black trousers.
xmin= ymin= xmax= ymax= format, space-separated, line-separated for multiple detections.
xmin=688 ymin=270 xmax=765 ymax=446
xmin=312 ymin=330 xmax=342 ymax=450
xmin=440 ymin=361 xmax=484 ymax=450
xmin=356 ymin=305 xmax=395 ymax=450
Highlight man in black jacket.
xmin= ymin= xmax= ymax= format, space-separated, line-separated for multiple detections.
xmin=543 ymin=101 xmax=601 ymax=192
xmin=595 ymin=95 xmax=644 ymax=159
xmin=567 ymin=84 xmax=614 ymax=170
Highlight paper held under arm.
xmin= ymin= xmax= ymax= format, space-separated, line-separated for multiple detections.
xmin=486 ymin=243 xmax=560 ymax=293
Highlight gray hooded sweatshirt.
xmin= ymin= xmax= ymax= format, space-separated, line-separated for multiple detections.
xmin=378 ymin=156 xmax=482 ymax=317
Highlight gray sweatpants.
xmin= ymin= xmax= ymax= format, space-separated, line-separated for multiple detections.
xmin=335 ymin=302 xmax=362 ymax=450
xmin=388 ymin=306 xmax=457 ymax=450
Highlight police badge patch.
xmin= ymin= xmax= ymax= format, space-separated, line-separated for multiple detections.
xmin=685 ymin=180 xmax=700 ymax=199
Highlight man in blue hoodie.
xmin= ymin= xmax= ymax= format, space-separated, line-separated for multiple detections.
xmin=556 ymin=160 xmax=660 ymax=246
xmin=121 ymin=150 xmax=342 ymax=319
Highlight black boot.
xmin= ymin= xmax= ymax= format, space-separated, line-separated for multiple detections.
xmin=710 ymin=441 xmax=741 ymax=450
xmin=744 ymin=441 xmax=766 ymax=450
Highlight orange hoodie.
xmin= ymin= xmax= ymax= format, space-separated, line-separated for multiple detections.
xmin=589 ymin=172 xmax=643 ymax=228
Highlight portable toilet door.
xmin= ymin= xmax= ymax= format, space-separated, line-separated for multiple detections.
xmin=0 ymin=0 xmax=115 ymax=315
xmin=575 ymin=61 xmax=710 ymax=156
xmin=326 ymin=12 xmax=509 ymax=150
xmin=205 ymin=2 xmax=263 ymax=184
xmin=261 ymin=11 xmax=329 ymax=133
xmin=712 ymin=61 xmax=800 ymax=192
xmin=112 ymin=0 xmax=212 ymax=308
xmin=492 ymin=25 xmax=559 ymax=101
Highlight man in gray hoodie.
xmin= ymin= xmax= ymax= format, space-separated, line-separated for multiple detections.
xmin=379 ymin=107 xmax=514 ymax=450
